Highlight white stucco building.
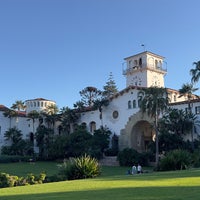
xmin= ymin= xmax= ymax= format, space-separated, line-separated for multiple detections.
xmin=78 ymin=51 xmax=200 ymax=151
xmin=0 ymin=51 xmax=200 ymax=153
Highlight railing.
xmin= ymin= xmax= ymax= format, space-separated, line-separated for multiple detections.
xmin=122 ymin=63 xmax=167 ymax=75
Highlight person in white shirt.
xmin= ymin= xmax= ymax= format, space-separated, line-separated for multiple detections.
xmin=137 ymin=164 xmax=142 ymax=174
xmin=132 ymin=164 xmax=137 ymax=174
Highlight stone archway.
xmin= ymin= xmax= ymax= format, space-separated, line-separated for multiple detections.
xmin=119 ymin=111 xmax=155 ymax=152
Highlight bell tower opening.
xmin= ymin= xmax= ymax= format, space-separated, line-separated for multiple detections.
xmin=122 ymin=51 xmax=167 ymax=88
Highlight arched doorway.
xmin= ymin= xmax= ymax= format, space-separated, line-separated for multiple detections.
xmin=131 ymin=120 xmax=154 ymax=152
xmin=119 ymin=111 xmax=155 ymax=152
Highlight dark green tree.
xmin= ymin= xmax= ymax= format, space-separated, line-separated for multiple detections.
xmin=59 ymin=106 xmax=79 ymax=134
xmin=90 ymin=127 xmax=111 ymax=158
xmin=102 ymin=72 xmax=118 ymax=98
xmin=79 ymin=86 xmax=102 ymax=107
xmin=35 ymin=125 xmax=54 ymax=158
xmin=66 ymin=125 xmax=92 ymax=158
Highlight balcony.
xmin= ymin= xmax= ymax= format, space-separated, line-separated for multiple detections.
xmin=122 ymin=63 xmax=167 ymax=75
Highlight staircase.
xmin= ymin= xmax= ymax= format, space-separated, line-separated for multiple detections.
xmin=99 ymin=156 xmax=119 ymax=166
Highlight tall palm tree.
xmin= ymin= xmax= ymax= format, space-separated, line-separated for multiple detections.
xmin=3 ymin=109 xmax=17 ymax=128
xmin=44 ymin=104 xmax=59 ymax=131
xmin=27 ymin=110 xmax=40 ymax=134
xmin=190 ymin=61 xmax=200 ymax=84
xmin=179 ymin=83 xmax=198 ymax=151
xmin=139 ymin=86 xmax=169 ymax=167
xmin=11 ymin=100 xmax=26 ymax=111
xmin=178 ymin=83 xmax=198 ymax=112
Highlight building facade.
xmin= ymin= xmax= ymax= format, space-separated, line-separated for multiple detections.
xmin=0 ymin=51 xmax=199 ymax=153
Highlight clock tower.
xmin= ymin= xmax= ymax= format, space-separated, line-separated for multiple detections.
xmin=123 ymin=51 xmax=167 ymax=88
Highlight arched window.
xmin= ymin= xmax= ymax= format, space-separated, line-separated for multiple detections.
xmin=90 ymin=121 xmax=96 ymax=133
xmin=138 ymin=99 xmax=142 ymax=108
xmin=139 ymin=58 xmax=142 ymax=67
xmin=155 ymin=60 xmax=158 ymax=68
xmin=133 ymin=100 xmax=136 ymax=108
xmin=128 ymin=100 xmax=132 ymax=109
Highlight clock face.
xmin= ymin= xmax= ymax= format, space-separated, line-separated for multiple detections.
xmin=132 ymin=76 xmax=142 ymax=86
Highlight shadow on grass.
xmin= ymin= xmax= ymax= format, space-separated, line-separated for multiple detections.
xmin=1 ymin=186 xmax=200 ymax=200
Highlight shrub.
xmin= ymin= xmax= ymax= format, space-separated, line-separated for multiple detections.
xmin=117 ymin=148 xmax=148 ymax=166
xmin=191 ymin=150 xmax=200 ymax=167
xmin=25 ymin=172 xmax=46 ymax=185
xmin=58 ymin=155 xmax=101 ymax=180
xmin=159 ymin=149 xmax=192 ymax=171
xmin=0 ymin=173 xmax=19 ymax=188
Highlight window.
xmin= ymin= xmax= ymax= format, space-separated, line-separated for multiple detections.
xmin=155 ymin=60 xmax=158 ymax=68
xmin=139 ymin=58 xmax=142 ymax=67
xmin=195 ymin=106 xmax=200 ymax=114
xmin=133 ymin=100 xmax=136 ymax=108
xmin=128 ymin=101 xmax=132 ymax=109
xmin=41 ymin=102 xmax=43 ymax=107
xmin=134 ymin=60 xmax=138 ymax=66
xmin=34 ymin=102 xmax=36 ymax=107
xmin=138 ymin=99 xmax=142 ymax=108
xmin=128 ymin=60 xmax=132 ymax=68
xmin=174 ymin=95 xmax=177 ymax=102
xmin=90 ymin=121 xmax=96 ymax=133
xmin=112 ymin=111 xmax=119 ymax=119
xmin=37 ymin=101 xmax=40 ymax=107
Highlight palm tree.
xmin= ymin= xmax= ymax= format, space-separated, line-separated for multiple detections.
xmin=190 ymin=61 xmax=200 ymax=84
xmin=44 ymin=104 xmax=59 ymax=131
xmin=11 ymin=100 xmax=26 ymax=111
xmin=59 ymin=106 xmax=79 ymax=134
xmin=139 ymin=86 xmax=169 ymax=167
xmin=178 ymin=83 xmax=199 ymax=151
xmin=4 ymin=127 xmax=22 ymax=144
xmin=178 ymin=83 xmax=198 ymax=112
xmin=3 ymin=109 xmax=17 ymax=128
xmin=184 ymin=111 xmax=200 ymax=151
xmin=27 ymin=110 xmax=40 ymax=134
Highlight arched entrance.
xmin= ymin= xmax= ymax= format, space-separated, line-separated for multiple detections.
xmin=131 ymin=120 xmax=154 ymax=152
xmin=119 ymin=111 xmax=155 ymax=152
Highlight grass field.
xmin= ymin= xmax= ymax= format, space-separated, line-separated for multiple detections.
xmin=0 ymin=162 xmax=200 ymax=200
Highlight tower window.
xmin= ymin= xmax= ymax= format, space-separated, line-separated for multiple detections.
xmin=133 ymin=100 xmax=136 ymax=108
xmin=128 ymin=101 xmax=131 ymax=109
xmin=139 ymin=58 xmax=142 ymax=67
xmin=155 ymin=60 xmax=158 ymax=68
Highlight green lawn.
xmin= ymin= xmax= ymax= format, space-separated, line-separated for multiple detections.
xmin=0 ymin=162 xmax=200 ymax=200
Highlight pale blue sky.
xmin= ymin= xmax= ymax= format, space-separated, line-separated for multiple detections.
xmin=0 ymin=0 xmax=200 ymax=109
